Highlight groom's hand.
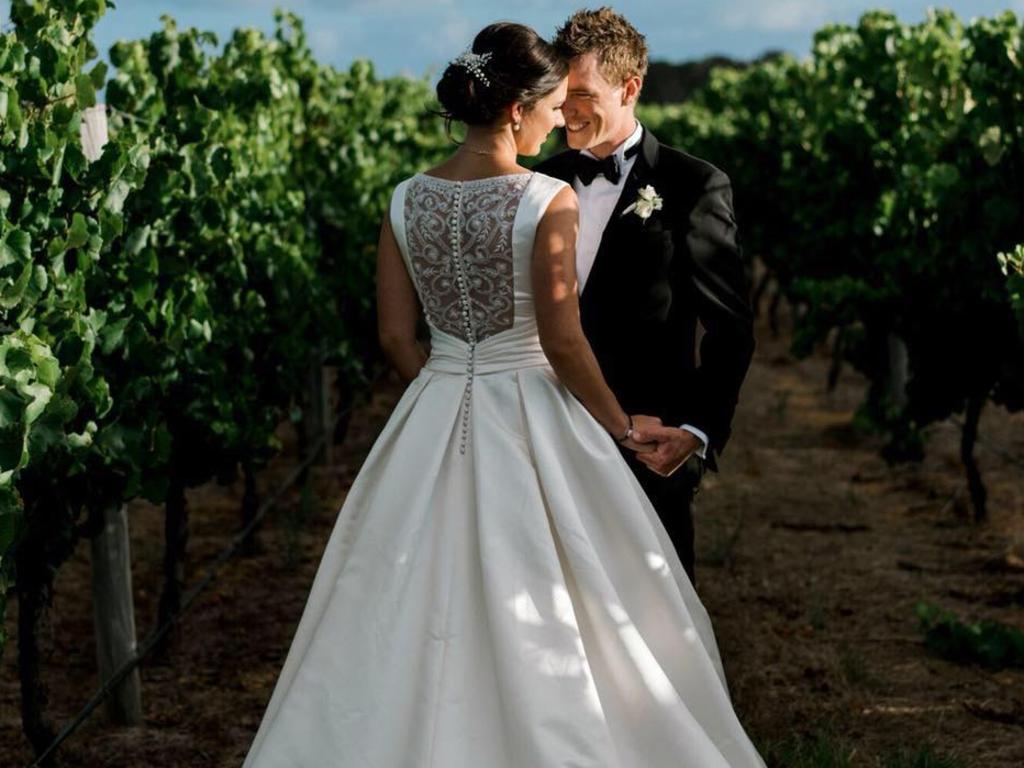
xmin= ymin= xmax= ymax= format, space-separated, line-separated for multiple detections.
xmin=630 ymin=425 xmax=702 ymax=477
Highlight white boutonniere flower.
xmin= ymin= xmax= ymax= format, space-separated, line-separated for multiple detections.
xmin=622 ymin=184 xmax=663 ymax=222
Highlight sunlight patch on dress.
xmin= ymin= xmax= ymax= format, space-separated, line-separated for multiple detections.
xmin=517 ymin=635 xmax=604 ymax=716
xmin=617 ymin=622 xmax=678 ymax=706
xmin=551 ymin=582 xmax=577 ymax=628
xmin=522 ymin=638 xmax=587 ymax=679
xmin=645 ymin=550 xmax=671 ymax=577
xmin=575 ymin=635 xmax=606 ymax=717
xmin=506 ymin=588 xmax=544 ymax=626
xmin=607 ymin=600 xmax=678 ymax=706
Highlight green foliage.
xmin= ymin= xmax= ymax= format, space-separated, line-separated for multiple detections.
xmin=0 ymin=0 xmax=147 ymax=657
xmin=278 ymin=12 xmax=448 ymax=386
xmin=916 ymin=600 xmax=1024 ymax=669
xmin=101 ymin=12 xmax=324 ymax=501
xmin=0 ymin=5 xmax=447 ymax=659
xmin=640 ymin=8 xmax=1024 ymax=458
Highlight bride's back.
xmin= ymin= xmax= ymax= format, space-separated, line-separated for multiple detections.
xmin=388 ymin=170 xmax=569 ymax=349
xmin=388 ymin=169 xmax=570 ymax=455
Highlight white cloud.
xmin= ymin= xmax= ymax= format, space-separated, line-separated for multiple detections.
xmin=14 ymin=0 xmax=1014 ymax=82
xmin=718 ymin=0 xmax=831 ymax=32
xmin=436 ymin=15 xmax=474 ymax=53
xmin=308 ymin=24 xmax=344 ymax=60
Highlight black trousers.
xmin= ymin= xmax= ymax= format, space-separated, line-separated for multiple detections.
xmin=617 ymin=445 xmax=705 ymax=589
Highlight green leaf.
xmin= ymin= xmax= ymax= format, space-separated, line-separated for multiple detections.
xmin=89 ymin=61 xmax=109 ymax=90
xmin=6 ymin=94 xmax=22 ymax=134
xmin=99 ymin=316 xmax=130 ymax=355
xmin=979 ymin=125 xmax=1004 ymax=166
xmin=0 ymin=262 xmax=33 ymax=309
xmin=0 ymin=390 xmax=26 ymax=429
xmin=75 ymin=73 xmax=97 ymax=109
xmin=103 ymin=179 xmax=131 ymax=215
xmin=22 ymin=382 xmax=53 ymax=424
xmin=0 ymin=230 xmax=30 ymax=269
xmin=67 ymin=213 xmax=89 ymax=249
xmin=34 ymin=356 xmax=59 ymax=389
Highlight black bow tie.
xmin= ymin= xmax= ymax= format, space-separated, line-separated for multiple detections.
xmin=572 ymin=141 xmax=641 ymax=186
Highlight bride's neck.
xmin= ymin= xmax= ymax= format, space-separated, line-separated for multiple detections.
xmin=454 ymin=126 xmax=519 ymax=167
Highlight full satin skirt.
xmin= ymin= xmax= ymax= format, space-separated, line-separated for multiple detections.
xmin=241 ymin=354 xmax=766 ymax=767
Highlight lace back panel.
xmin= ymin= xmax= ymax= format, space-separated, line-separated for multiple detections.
xmin=402 ymin=173 xmax=533 ymax=343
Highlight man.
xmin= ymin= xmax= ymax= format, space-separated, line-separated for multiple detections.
xmin=534 ymin=7 xmax=755 ymax=587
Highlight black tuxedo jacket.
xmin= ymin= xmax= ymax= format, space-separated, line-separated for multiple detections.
xmin=533 ymin=125 xmax=755 ymax=473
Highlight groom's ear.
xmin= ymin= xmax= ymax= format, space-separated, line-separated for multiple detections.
xmin=622 ymin=75 xmax=642 ymax=107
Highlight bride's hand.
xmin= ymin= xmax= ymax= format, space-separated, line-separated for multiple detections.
xmin=618 ymin=414 xmax=662 ymax=453
xmin=621 ymin=435 xmax=658 ymax=453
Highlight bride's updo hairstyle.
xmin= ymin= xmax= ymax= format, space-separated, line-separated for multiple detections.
xmin=435 ymin=22 xmax=568 ymax=135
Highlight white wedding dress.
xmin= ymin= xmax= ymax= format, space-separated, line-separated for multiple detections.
xmin=241 ymin=170 xmax=767 ymax=767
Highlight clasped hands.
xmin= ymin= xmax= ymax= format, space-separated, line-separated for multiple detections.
xmin=619 ymin=415 xmax=701 ymax=478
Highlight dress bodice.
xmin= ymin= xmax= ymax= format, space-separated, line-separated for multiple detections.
xmin=389 ymin=171 xmax=570 ymax=453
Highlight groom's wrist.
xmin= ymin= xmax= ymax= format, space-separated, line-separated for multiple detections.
xmin=678 ymin=424 xmax=709 ymax=459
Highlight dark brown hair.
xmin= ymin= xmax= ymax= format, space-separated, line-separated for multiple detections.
xmin=435 ymin=22 xmax=568 ymax=134
xmin=552 ymin=7 xmax=649 ymax=86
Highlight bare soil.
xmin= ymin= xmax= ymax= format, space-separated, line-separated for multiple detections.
xmin=2 ymin=302 xmax=1022 ymax=767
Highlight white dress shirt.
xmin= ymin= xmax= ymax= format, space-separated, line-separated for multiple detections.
xmin=572 ymin=119 xmax=709 ymax=461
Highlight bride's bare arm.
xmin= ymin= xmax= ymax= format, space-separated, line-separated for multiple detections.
xmin=531 ymin=185 xmax=652 ymax=449
xmin=377 ymin=212 xmax=428 ymax=383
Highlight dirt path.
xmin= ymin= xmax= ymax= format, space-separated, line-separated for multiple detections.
xmin=1 ymin=305 xmax=1022 ymax=767
xmin=695 ymin=307 xmax=1024 ymax=766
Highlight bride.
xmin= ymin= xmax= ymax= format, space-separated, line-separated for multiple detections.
xmin=242 ymin=21 xmax=767 ymax=768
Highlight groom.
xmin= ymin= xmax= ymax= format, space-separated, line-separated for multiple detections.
xmin=534 ymin=8 xmax=755 ymax=587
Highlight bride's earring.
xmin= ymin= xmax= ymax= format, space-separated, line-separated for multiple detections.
xmin=513 ymin=121 xmax=521 ymax=131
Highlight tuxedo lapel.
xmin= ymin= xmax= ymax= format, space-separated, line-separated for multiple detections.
xmin=608 ymin=127 xmax=660 ymax=223
xmin=580 ymin=125 xmax=661 ymax=311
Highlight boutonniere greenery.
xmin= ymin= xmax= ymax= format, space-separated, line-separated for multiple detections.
xmin=621 ymin=184 xmax=663 ymax=223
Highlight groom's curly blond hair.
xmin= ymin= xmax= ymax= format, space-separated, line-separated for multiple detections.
xmin=552 ymin=7 xmax=649 ymax=86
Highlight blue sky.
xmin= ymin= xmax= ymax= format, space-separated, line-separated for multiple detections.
xmin=2 ymin=1 xmax=1022 ymax=80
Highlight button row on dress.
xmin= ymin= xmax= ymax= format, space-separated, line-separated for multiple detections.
xmin=449 ymin=182 xmax=477 ymax=456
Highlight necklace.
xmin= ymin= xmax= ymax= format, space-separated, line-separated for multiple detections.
xmin=459 ymin=145 xmax=502 ymax=156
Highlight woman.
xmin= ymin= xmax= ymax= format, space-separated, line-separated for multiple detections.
xmin=242 ymin=21 xmax=766 ymax=767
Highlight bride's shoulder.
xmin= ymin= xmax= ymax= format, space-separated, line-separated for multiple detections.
xmin=529 ymin=173 xmax=577 ymax=222
xmin=387 ymin=175 xmax=415 ymax=205
xmin=528 ymin=170 xmax=575 ymax=196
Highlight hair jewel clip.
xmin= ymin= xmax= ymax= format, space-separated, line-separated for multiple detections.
xmin=451 ymin=49 xmax=492 ymax=87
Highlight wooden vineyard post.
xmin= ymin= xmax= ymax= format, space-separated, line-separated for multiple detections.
xmin=81 ymin=103 xmax=142 ymax=724
xmin=887 ymin=333 xmax=909 ymax=410
xmin=89 ymin=502 xmax=142 ymax=725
